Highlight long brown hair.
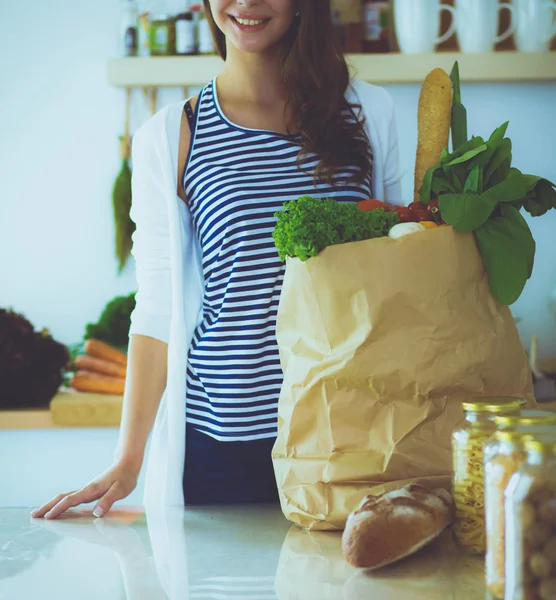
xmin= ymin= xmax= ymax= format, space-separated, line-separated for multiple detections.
xmin=202 ymin=0 xmax=371 ymax=186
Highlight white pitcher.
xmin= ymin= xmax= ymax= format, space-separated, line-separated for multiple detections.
xmin=513 ymin=0 xmax=556 ymax=51
xmin=455 ymin=0 xmax=515 ymax=52
xmin=394 ymin=0 xmax=457 ymax=53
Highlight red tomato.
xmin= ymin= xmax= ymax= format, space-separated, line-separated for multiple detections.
xmin=395 ymin=206 xmax=413 ymax=223
xmin=358 ymin=198 xmax=394 ymax=212
xmin=412 ymin=210 xmax=430 ymax=222
xmin=408 ymin=201 xmax=426 ymax=212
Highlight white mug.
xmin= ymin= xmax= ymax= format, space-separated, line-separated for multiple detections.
xmin=455 ymin=0 xmax=515 ymax=52
xmin=394 ymin=0 xmax=457 ymax=53
xmin=513 ymin=0 xmax=556 ymax=51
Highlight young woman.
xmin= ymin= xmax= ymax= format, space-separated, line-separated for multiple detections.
xmin=32 ymin=0 xmax=401 ymax=520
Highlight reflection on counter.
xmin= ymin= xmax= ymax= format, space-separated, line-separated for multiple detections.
xmin=0 ymin=505 xmax=488 ymax=599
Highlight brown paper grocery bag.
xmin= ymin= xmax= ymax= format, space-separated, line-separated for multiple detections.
xmin=271 ymin=227 xmax=533 ymax=531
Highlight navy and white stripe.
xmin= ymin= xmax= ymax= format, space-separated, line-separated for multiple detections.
xmin=183 ymin=79 xmax=373 ymax=442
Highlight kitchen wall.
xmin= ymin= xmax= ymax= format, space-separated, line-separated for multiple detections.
xmin=2 ymin=0 xmax=556 ymax=358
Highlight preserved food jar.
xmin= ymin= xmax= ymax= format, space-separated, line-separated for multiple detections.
xmin=505 ymin=437 xmax=556 ymax=600
xmin=452 ymin=397 xmax=524 ymax=554
xmin=484 ymin=413 xmax=556 ymax=598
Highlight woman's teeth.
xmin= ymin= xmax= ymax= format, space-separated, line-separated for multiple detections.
xmin=234 ymin=17 xmax=265 ymax=26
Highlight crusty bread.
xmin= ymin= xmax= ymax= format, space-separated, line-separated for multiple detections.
xmin=342 ymin=484 xmax=455 ymax=570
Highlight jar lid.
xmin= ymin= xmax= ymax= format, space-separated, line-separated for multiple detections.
xmin=494 ymin=410 xmax=556 ymax=428
xmin=523 ymin=437 xmax=556 ymax=454
xmin=462 ymin=397 xmax=526 ymax=413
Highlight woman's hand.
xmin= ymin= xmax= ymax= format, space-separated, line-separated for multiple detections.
xmin=30 ymin=460 xmax=140 ymax=520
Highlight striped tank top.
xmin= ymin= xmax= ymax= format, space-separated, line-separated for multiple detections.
xmin=183 ymin=80 xmax=373 ymax=442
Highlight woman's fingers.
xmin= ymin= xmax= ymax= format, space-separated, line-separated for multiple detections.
xmin=43 ymin=482 xmax=107 ymax=520
xmin=92 ymin=482 xmax=126 ymax=518
xmin=31 ymin=491 xmax=77 ymax=518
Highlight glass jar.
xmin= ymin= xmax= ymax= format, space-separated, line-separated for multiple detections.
xmin=149 ymin=14 xmax=176 ymax=56
xmin=485 ymin=415 xmax=556 ymax=598
xmin=175 ymin=12 xmax=196 ymax=55
xmin=452 ymin=397 xmax=525 ymax=555
xmin=505 ymin=438 xmax=556 ymax=600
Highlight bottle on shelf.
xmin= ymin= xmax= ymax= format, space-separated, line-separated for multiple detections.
xmin=362 ymin=0 xmax=391 ymax=53
xmin=175 ymin=10 xmax=196 ymax=55
xmin=121 ymin=0 xmax=139 ymax=57
xmin=331 ymin=0 xmax=364 ymax=53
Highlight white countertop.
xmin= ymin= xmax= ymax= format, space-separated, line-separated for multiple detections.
xmin=0 ymin=505 xmax=486 ymax=599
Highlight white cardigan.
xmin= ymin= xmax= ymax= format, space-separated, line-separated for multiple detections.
xmin=124 ymin=78 xmax=404 ymax=509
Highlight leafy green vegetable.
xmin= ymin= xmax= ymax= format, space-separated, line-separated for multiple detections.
xmin=439 ymin=193 xmax=498 ymax=232
xmin=418 ymin=60 xmax=556 ymax=305
xmin=85 ymin=293 xmax=136 ymax=350
xmin=474 ymin=205 xmax=535 ymax=305
xmin=273 ymin=196 xmax=400 ymax=262
xmin=450 ymin=62 xmax=468 ymax=150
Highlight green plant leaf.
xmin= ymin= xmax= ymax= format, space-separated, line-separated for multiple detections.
xmin=474 ymin=204 xmax=536 ymax=305
xmin=431 ymin=175 xmax=456 ymax=196
xmin=484 ymin=138 xmax=512 ymax=188
xmin=520 ymin=178 xmax=556 ymax=217
xmin=439 ymin=193 xmax=498 ymax=232
xmin=482 ymin=169 xmax=545 ymax=204
xmin=445 ymin=144 xmax=488 ymax=167
xmin=464 ymin=165 xmax=483 ymax=194
xmin=418 ymin=165 xmax=442 ymax=204
xmin=468 ymin=123 xmax=509 ymax=170
xmin=450 ymin=61 xmax=468 ymax=150
xmin=446 ymin=136 xmax=486 ymax=163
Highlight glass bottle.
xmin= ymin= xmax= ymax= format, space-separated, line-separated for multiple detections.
xmin=505 ymin=438 xmax=556 ymax=600
xmin=484 ymin=413 xmax=556 ymax=598
xmin=452 ymin=397 xmax=525 ymax=555
xmin=121 ymin=0 xmax=139 ymax=57
xmin=362 ymin=0 xmax=391 ymax=53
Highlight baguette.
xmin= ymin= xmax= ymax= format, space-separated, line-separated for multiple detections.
xmin=70 ymin=370 xmax=126 ymax=395
xmin=84 ymin=338 xmax=128 ymax=367
xmin=74 ymin=354 xmax=127 ymax=378
xmin=342 ymin=484 xmax=454 ymax=570
xmin=414 ymin=68 xmax=453 ymax=201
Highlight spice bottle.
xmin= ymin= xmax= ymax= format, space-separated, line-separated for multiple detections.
xmin=149 ymin=13 xmax=176 ymax=56
xmin=175 ymin=11 xmax=196 ymax=55
xmin=363 ymin=1 xmax=391 ymax=53
xmin=331 ymin=0 xmax=364 ymax=53
xmin=121 ymin=0 xmax=139 ymax=57
xmin=452 ymin=397 xmax=525 ymax=555
xmin=484 ymin=413 xmax=556 ymax=599
xmin=505 ymin=437 xmax=556 ymax=600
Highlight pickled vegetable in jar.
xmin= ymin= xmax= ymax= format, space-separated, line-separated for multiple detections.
xmin=485 ymin=415 xmax=556 ymax=599
xmin=452 ymin=397 xmax=525 ymax=555
xmin=505 ymin=438 xmax=556 ymax=600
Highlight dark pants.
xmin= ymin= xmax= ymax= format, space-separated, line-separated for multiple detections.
xmin=182 ymin=424 xmax=280 ymax=505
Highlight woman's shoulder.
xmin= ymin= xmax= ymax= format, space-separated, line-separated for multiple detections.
xmin=133 ymin=101 xmax=186 ymax=148
xmin=347 ymin=78 xmax=394 ymax=114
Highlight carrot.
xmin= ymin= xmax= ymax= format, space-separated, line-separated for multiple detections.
xmin=74 ymin=354 xmax=127 ymax=378
xmin=70 ymin=371 xmax=126 ymax=395
xmin=84 ymin=339 xmax=128 ymax=367
xmin=357 ymin=199 xmax=394 ymax=213
xmin=414 ymin=68 xmax=453 ymax=202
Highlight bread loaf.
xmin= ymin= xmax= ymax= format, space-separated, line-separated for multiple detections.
xmin=342 ymin=484 xmax=454 ymax=570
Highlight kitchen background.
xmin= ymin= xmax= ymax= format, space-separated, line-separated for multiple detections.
xmin=1 ymin=0 xmax=556 ymax=506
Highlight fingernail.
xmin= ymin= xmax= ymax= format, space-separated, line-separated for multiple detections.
xmin=44 ymin=511 xmax=51 ymax=519
xmin=93 ymin=507 xmax=105 ymax=518
xmin=30 ymin=510 xmax=38 ymax=517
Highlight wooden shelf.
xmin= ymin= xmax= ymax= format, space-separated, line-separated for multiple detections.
xmin=0 ymin=390 xmax=122 ymax=430
xmin=107 ymin=51 xmax=556 ymax=87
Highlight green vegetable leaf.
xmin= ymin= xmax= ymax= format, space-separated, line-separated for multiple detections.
xmin=450 ymin=61 xmax=468 ymax=150
xmin=431 ymin=175 xmax=456 ymax=196
xmin=484 ymin=138 xmax=512 ymax=188
xmin=272 ymin=196 xmax=400 ymax=262
xmin=439 ymin=193 xmax=498 ymax=232
xmin=523 ymin=178 xmax=556 ymax=217
xmin=482 ymin=169 xmax=546 ymax=205
xmin=468 ymin=122 xmax=509 ymax=170
xmin=464 ymin=166 xmax=483 ymax=194
xmin=445 ymin=136 xmax=486 ymax=163
xmin=474 ymin=204 xmax=536 ymax=305
xmin=418 ymin=165 xmax=442 ymax=204
xmin=445 ymin=144 xmax=488 ymax=167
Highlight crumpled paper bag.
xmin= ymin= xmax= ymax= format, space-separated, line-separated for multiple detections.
xmin=271 ymin=227 xmax=533 ymax=531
